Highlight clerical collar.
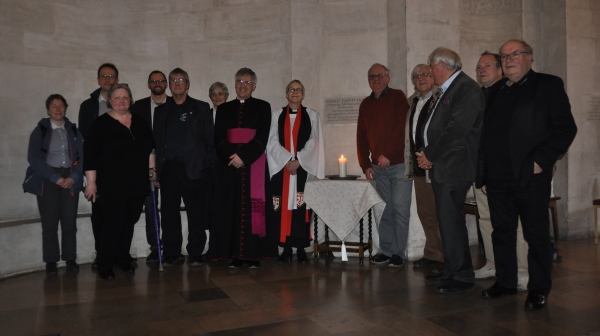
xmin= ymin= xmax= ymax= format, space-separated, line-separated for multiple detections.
xmin=237 ymin=97 xmax=251 ymax=103
xmin=290 ymin=109 xmax=298 ymax=114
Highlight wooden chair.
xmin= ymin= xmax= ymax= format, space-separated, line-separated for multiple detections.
xmin=593 ymin=199 xmax=600 ymax=245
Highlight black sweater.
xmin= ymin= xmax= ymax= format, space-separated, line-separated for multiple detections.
xmin=83 ymin=113 xmax=155 ymax=200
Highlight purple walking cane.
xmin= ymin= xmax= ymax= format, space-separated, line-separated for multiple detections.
xmin=150 ymin=178 xmax=164 ymax=272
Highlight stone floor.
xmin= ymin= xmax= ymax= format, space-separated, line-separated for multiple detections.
xmin=0 ymin=239 xmax=598 ymax=336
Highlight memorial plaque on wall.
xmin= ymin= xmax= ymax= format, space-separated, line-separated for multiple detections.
xmin=324 ymin=97 xmax=363 ymax=124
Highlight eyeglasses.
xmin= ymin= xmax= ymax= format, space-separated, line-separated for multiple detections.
xmin=99 ymin=74 xmax=117 ymax=80
xmin=149 ymin=79 xmax=167 ymax=85
xmin=210 ymin=92 xmax=226 ymax=97
xmin=499 ymin=51 xmax=529 ymax=62
xmin=235 ymin=80 xmax=253 ymax=86
xmin=287 ymin=88 xmax=304 ymax=93
xmin=412 ymin=72 xmax=431 ymax=80
xmin=368 ymin=73 xmax=386 ymax=80
xmin=170 ymin=78 xmax=186 ymax=84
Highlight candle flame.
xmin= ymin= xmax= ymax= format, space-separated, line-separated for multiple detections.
xmin=341 ymin=155 xmax=344 ymax=159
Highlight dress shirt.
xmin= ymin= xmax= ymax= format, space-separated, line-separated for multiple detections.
xmin=413 ymin=90 xmax=433 ymax=143
xmin=47 ymin=122 xmax=71 ymax=168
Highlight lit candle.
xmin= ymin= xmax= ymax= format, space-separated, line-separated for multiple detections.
xmin=338 ymin=155 xmax=347 ymax=177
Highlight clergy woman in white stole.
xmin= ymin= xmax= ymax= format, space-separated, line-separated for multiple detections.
xmin=266 ymin=80 xmax=325 ymax=264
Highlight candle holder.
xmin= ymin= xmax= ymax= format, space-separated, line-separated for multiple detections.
xmin=325 ymin=175 xmax=360 ymax=180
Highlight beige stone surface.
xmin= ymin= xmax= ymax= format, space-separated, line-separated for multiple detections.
xmin=0 ymin=0 xmax=596 ymax=254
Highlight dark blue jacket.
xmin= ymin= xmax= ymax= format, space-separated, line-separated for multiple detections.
xmin=78 ymin=88 xmax=101 ymax=138
xmin=25 ymin=117 xmax=84 ymax=196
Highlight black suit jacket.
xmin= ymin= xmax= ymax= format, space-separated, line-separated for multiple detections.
xmin=477 ymin=70 xmax=577 ymax=189
xmin=422 ymin=71 xmax=485 ymax=183
xmin=153 ymin=96 xmax=215 ymax=181
xmin=130 ymin=96 xmax=172 ymax=128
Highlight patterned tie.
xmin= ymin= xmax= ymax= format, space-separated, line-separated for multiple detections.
xmin=426 ymin=89 xmax=442 ymax=117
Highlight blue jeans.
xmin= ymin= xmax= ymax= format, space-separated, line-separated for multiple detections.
xmin=373 ymin=164 xmax=412 ymax=259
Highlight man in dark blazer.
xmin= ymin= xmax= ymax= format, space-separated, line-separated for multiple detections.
xmin=478 ymin=40 xmax=577 ymax=310
xmin=417 ymin=47 xmax=485 ymax=294
xmin=153 ymin=68 xmax=215 ymax=267
xmin=130 ymin=70 xmax=170 ymax=263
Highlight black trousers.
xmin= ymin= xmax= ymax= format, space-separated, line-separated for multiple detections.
xmin=36 ymin=168 xmax=79 ymax=263
xmin=96 ymin=196 xmax=144 ymax=274
xmin=430 ymin=172 xmax=474 ymax=283
xmin=160 ymin=161 xmax=208 ymax=257
xmin=144 ymin=190 xmax=159 ymax=250
xmin=487 ymin=173 xmax=553 ymax=295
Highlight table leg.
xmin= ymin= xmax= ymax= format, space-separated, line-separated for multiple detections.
xmin=368 ymin=209 xmax=373 ymax=260
xmin=313 ymin=212 xmax=319 ymax=263
xmin=359 ymin=217 xmax=364 ymax=265
xmin=325 ymin=225 xmax=330 ymax=258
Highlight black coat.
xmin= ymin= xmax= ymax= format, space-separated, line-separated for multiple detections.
xmin=78 ymin=88 xmax=101 ymax=138
xmin=477 ymin=70 xmax=577 ymax=189
xmin=422 ymin=71 xmax=485 ymax=183
xmin=130 ymin=96 xmax=173 ymax=129
xmin=153 ymin=96 xmax=215 ymax=181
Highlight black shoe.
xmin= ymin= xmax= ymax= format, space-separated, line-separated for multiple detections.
xmin=431 ymin=262 xmax=445 ymax=274
xmin=119 ymin=263 xmax=135 ymax=273
xmin=371 ymin=254 xmax=391 ymax=264
xmin=297 ymin=254 xmax=309 ymax=264
xmin=66 ymin=260 xmax=80 ymax=272
xmin=229 ymin=258 xmax=244 ymax=268
xmin=46 ymin=262 xmax=58 ymax=275
xmin=146 ymin=250 xmax=159 ymax=263
xmin=162 ymin=255 xmax=179 ymax=267
xmin=92 ymin=257 xmax=98 ymax=269
xmin=249 ymin=261 xmax=260 ymax=269
xmin=277 ymin=255 xmax=292 ymax=264
xmin=482 ymin=282 xmax=517 ymax=299
xmin=425 ymin=274 xmax=450 ymax=283
xmin=413 ymin=257 xmax=437 ymax=268
xmin=436 ymin=279 xmax=475 ymax=294
xmin=388 ymin=254 xmax=405 ymax=268
xmin=188 ymin=255 xmax=203 ymax=267
xmin=524 ymin=291 xmax=547 ymax=310
xmin=98 ymin=270 xmax=115 ymax=280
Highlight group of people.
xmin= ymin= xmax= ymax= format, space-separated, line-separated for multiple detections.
xmin=26 ymin=37 xmax=576 ymax=310
xmin=26 ymin=64 xmax=325 ymax=280
xmin=358 ymin=39 xmax=577 ymax=311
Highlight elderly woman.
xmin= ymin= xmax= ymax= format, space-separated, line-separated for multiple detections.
xmin=83 ymin=84 xmax=155 ymax=280
xmin=266 ymin=80 xmax=325 ymax=264
xmin=208 ymin=81 xmax=229 ymax=123
xmin=25 ymin=94 xmax=84 ymax=275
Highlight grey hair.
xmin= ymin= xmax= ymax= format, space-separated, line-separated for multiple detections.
xmin=169 ymin=68 xmax=190 ymax=83
xmin=235 ymin=67 xmax=257 ymax=83
xmin=499 ymin=39 xmax=534 ymax=60
xmin=106 ymin=83 xmax=132 ymax=109
xmin=368 ymin=63 xmax=390 ymax=76
xmin=209 ymin=82 xmax=229 ymax=98
xmin=285 ymin=79 xmax=305 ymax=94
xmin=410 ymin=64 xmax=431 ymax=89
xmin=480 ymin=51 xmax=502 ymax=69
xmin=428 ymin=47 xmax=462 ymax=71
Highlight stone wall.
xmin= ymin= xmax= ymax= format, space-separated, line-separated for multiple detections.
xmin=0 ymin=0 xmax=594 ymax=277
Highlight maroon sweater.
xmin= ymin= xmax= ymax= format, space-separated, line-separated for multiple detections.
xmin=356 ymin=87 xmax=409 ymax=172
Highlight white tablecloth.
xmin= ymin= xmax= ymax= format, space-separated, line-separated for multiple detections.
xmin=304 ymin=180 xmax=385 ymax=241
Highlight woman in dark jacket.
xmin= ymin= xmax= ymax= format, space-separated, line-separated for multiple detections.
xmin=83 ymin=84 xmax=155 ymax=280
xmin=26 ymin=94 xmax=84 ymax=275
